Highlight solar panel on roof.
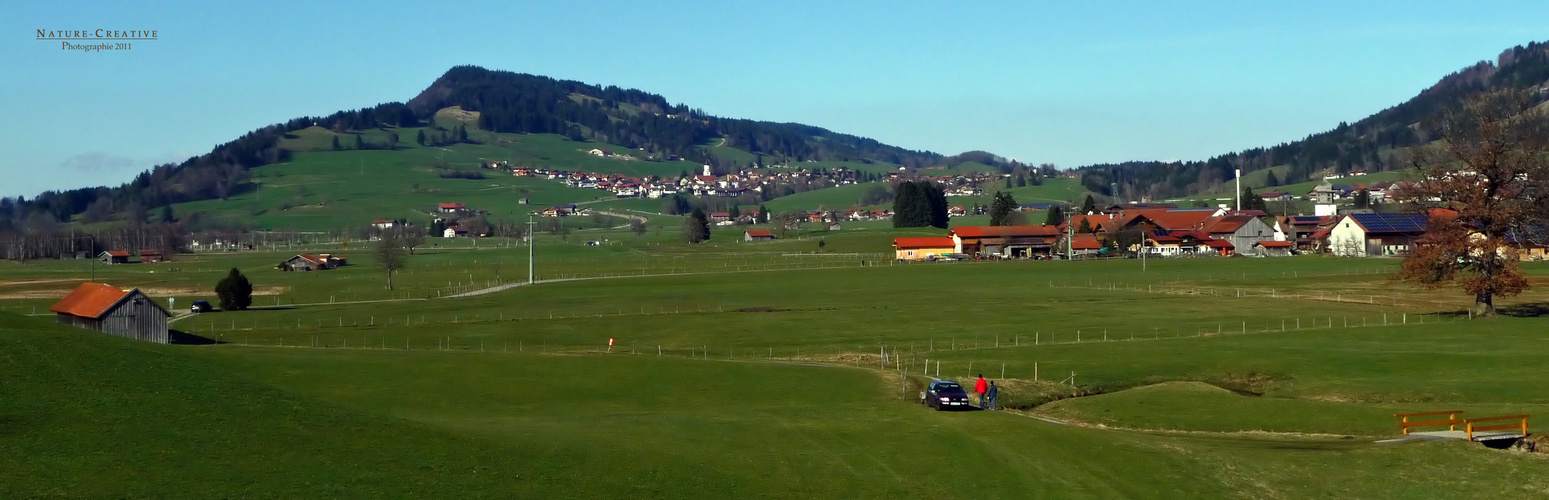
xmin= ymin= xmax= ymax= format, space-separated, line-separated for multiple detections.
xmin=1352 ymin=212 xmax=1426 ymax=233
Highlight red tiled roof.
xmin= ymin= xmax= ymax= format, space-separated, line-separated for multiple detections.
xmin=1308 ymin=228 xmax=1332 ymax=239
xmin=103 ymin=250 xmax=130 ymax=257
xmin=1070 ymin=234 xmax=1102 ymax=250
xmin=49 ymin=283 xmax=130 ymax=319
xmin=1203 ymin=215 xmax=1256 ymax=234
xmin=139 ymin=250 xmax=161 ymax=256
xmin=1202 ymin=240 xmax=1235 ymax=249
xmin=745 ymin=229 xmax=775 ymax=238
xmin=950 ymin=225 xmax=1061 ymax=238
xmin=894 ymin=237 xmax=956 ymax=249
xmin=439 ymin=202 xmax=466 ymax=209
xmin=1059 ymin=214 xmax=1113 ymax=233
xmin=1255 ymin=241 xmax=1293 ymax=248
xmin=1119 ymin=210 xmax=1216 ymax=232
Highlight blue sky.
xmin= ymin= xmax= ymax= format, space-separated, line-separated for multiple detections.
xmin=2 ymin=1 xmax=1546 ymax=198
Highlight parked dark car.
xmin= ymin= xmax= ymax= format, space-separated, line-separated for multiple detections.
xmin=190 ymin=300 xmax=213 ymax=313
xmin=920 ymin=380 xmax=971 ymax=410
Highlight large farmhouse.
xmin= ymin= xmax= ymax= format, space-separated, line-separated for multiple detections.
xmin=49 ymin=283 xmax=171 ymax=344
xmin=894 ymin=237 xmax=956 ymax=261
xmin=949 ymin=225 xmax=1062 ymax=258
xmin=1328 ymin=213 xmax=1430 ymax=257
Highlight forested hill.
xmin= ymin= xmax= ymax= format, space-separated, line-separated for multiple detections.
xmin=2 ymin=66 xmax=956 ymax=230
xmin=406 ymin=66 xmax=944 ymax=169
xmin=1078 ymin=41 xmax=1549 ymax=201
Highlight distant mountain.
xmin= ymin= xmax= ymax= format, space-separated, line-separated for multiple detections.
xmin=406 ymin=66 xmax=945 ymax=170
xmin=2 ymin=66 xmax=986 ymax=231
xmin=1079 ymin=41 xmax=1549 ymax=201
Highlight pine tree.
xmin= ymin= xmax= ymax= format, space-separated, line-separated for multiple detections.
xmin=683 ymin=208 xmax=711 ymax=243
xmin=892 ymin=181 xmax=923 ymax=228
xmin=729 ymin=205 xmax=741 ymax=222
xmin=214 ymin=268 xmax=253 ymax=311
xmin=1266 ymin=169 xmax=1280 ymax=187
xmin=331 ymin=135 xmax=341 ymax=150
xmin=1044 ymin=205 xmax=1065 ymax=226
xmin=159 ymin=206 xmax=175 ymax=224
xmin=1080 ymin=194 xmax=1097 ymax=215
xmin=757 ymin=204 xmax=770 ymax=224
xmin=989 ymin=191 xmax=1018 ymax=226
xmin=354 ymin=134 xmax=365 ymax=150
xmin=416 ymin=130 xmax=427 ymax=146
xmin=1240 ymin=186 xmax=1269 ymax=212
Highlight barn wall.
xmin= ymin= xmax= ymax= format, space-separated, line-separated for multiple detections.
xmin=99 ymin=292 xmax=169 ymax=344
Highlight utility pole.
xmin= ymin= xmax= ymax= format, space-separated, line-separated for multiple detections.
xmin=527 ymin=213 xmax=536 ymax=284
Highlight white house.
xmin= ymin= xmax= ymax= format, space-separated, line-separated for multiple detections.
xmin=1328 ymin=212 xmax=1429 ymax=257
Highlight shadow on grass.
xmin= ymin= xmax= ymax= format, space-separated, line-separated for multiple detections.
xmin=1428 ymin=302 xmax=1549 ymax=319
xmin=169 ymin=329 xmax=224 ymax=345
xmin=1498 ymin=302 xmax=1549 ymax=318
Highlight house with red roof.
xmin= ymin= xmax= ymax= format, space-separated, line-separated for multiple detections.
xmin=98 ymin=250 xmax=132 ymax=265
xmin=1064 ymin=234 xmax=1103 ymax=257
xmin=438 ymin=202 xmax=467 ymax=213
xmin=744 ymin=229 xmax=776 ymax=242
xmin=50 ymin=283 xmax=171 ymax=343
xmin=949 ymin=225 xmax=1062 ymax=258
xmin=893 ymin=237 xmax=956 ymax=261
xmin=139 ymin=250 xmax=164 ymax=263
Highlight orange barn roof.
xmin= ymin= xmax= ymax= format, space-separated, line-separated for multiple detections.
xmin=1070 ymin=234 xmax=1102 ymax=250
xmin=893 ymin=237 xmax=956 ymax=249
xmin=950 ymin=225 xmax=1061 ymax=238
xmin=745 ymin=229 xmax=775 ymax=238
xmin=49 ymin=283 xmax=131 ymax=319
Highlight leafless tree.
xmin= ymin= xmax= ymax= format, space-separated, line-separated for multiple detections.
xmin=375 ymin=230 xmax=409 ymax=290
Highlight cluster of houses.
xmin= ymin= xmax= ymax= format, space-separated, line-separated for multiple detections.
xmin=891 ymin=203 xmax=1549 ymax=261
xmin=97 ymin=250 xmax=165 ymax=265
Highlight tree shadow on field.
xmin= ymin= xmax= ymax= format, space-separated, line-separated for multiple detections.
xmin=1498 ymin=302 xmax=1549 ymax=318
xmin=1427 ymin=302 xmax=1549 ymax=318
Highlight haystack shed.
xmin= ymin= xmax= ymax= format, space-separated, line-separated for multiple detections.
xmin=49 ymin=283 xmax=171 ymax=344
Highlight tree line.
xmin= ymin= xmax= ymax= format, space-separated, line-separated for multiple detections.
xmin=1079 ymin=42 xmax=1549 ymax=201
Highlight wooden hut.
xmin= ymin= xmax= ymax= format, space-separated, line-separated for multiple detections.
xmin=49 ymin=283 xmax=171 ymax=344
xmin=99 ymin=250 xmax=132 ymax=265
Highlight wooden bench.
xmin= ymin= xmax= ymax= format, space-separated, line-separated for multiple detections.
xmin=1463 ymin=415 xmax=1530 ymax=441
xmin=1395 ymin=410 xmax=1464 ymax=435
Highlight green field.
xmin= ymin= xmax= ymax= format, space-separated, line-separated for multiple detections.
xmin=5 ymin=230 xmax=1549 ymax=496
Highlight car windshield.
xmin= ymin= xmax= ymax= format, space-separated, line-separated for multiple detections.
xmin=934 ymin=382 xmax=961 ymax=391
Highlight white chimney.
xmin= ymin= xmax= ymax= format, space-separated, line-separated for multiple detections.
xmin=1235 ymin=168 xmax=1241 ymax=212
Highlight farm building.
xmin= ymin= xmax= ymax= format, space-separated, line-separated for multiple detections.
xmin=49 ymin=283 xmax=171 ymax=344
xmin=1253 ymin=240 xmax=1294 ymax=257
xmin=99 ymin=250 xmax=131 ymax=265
xmin=281 ymin=254 xmax=339 ymax=271
xmin=1064 ymin=234 xmax=1103 ymax=257
xmin=894 ymin=237 xmax=956 ymax=261
xmin=744 ymin=229 xmax=776 ymax=242
xmin=139 ymin=250 xmax=164 ymax=263
xmin=949 ymin=225 xmax=1062 ymax=258
xmin=1328 ymin=213 xmax=1429 ymax=257
xmin=439 ymin=202 xmax=467 ymax=213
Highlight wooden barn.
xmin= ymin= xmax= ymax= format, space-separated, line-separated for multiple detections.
xmin=99 ymin=250 xmax=132 ymax=265
xmin=49 ymin=283 xmax=171 ymax=344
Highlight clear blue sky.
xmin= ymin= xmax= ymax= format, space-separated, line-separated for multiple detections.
xmin=2 ymin=1 xmax=1545 ymax=198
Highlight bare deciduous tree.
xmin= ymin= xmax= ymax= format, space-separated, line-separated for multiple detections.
xmin=375 ymin=230 xmax=409 ymax=290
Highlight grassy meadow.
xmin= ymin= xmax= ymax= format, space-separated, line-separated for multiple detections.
xmin=4 ymin=225 xmax=1549 ymax=497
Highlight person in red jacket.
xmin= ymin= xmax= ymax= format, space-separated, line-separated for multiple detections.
xmin=974 ymin=374 xmax=988 ymax=408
